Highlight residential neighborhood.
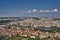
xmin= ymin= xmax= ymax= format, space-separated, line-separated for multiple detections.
xmin=0 ymin=17 xmax=60 ymax=40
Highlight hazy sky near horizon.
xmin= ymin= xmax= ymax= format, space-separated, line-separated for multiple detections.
xmin=0 ymin=0 xmax=60 ymax=17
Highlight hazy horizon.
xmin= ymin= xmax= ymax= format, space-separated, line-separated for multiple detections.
xmin=0 ymin=0 xmax=60 ymax=17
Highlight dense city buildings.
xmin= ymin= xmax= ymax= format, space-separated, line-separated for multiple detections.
xmin=0 ymin=17 xmax=60 ymax=40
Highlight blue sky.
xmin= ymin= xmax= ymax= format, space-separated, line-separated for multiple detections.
xmin=0 ymin=0 xmax=60 ymax=17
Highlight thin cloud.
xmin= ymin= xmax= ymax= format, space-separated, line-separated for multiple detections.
xmin=39 ymin=10 xmax=44 ymax=12
xmin=44 ymin=10 xmax=50 ymax=13
xmin=28 ymin=8 xmax=59 ymax=13
xmin=52 ymin=8 xmax=58 ymax=12
xmin=32 ymin=9 xmax=37 ymax=12
xmin=28 ymin=10 xmax=31 ymax=13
